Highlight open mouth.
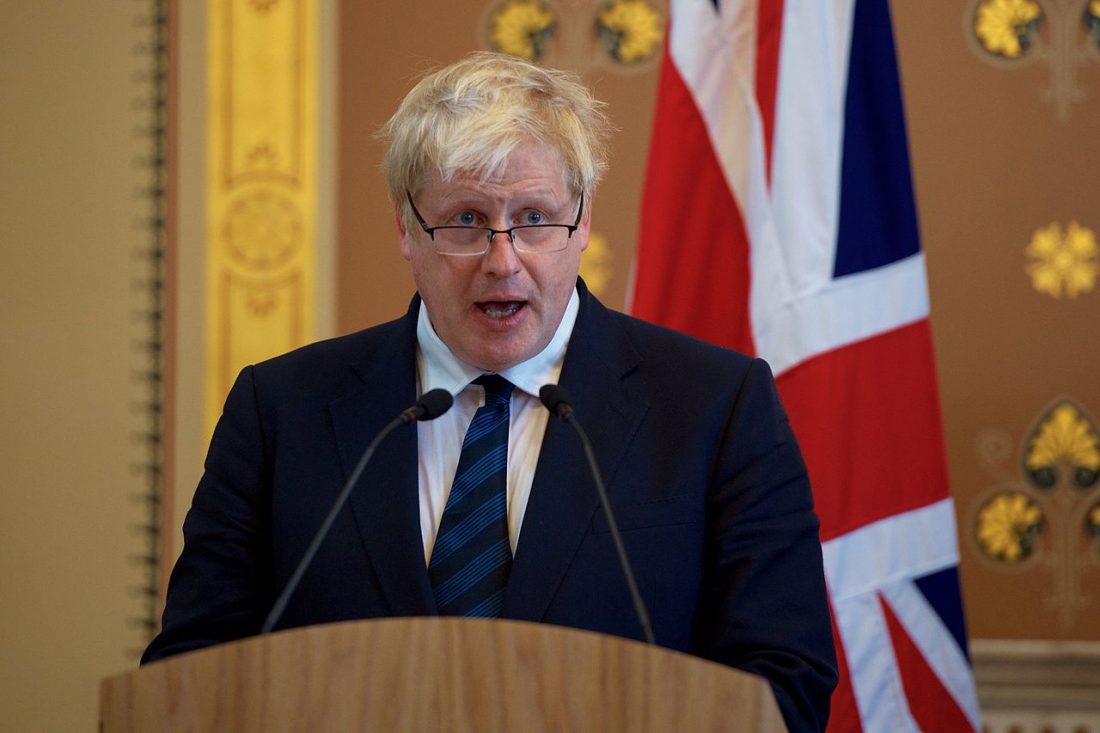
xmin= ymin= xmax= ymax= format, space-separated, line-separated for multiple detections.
xmin=477 ymin=301 xmax=524 ymax=319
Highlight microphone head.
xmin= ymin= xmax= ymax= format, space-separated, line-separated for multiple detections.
xmin=538 ymin=384 xmax=573 ymax=418
xmin=417 ymin=388 xmax=454 ymax=421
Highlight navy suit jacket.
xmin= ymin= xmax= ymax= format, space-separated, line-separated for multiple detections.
xmin=143 ymin=281 xmax=837 ymax=731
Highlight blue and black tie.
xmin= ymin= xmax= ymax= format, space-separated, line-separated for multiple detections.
xmin=429 ymin=374 xmax=515 ymax=617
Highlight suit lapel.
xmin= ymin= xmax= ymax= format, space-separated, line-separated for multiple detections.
xmin=329 ymin=299 xmax=438 ymax=616
xmin=502 ymin=283 xmax=649 ymax=621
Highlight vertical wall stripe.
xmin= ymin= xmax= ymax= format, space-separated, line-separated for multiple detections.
xmin=204 ymin=0 xmax=319 ymax=436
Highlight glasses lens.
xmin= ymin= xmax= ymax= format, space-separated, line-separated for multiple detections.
xmin=430 ymin=225 xmax=571 ymax=255
xmin=513 ymin=226 xmax=568 ymax=252
xmin=434 ymin=227 xmax=488 ymax=254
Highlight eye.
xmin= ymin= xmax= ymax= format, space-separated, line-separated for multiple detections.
xmin=520 ymin=210 xmax=545 ymax=226
xmin=454 ymin=210 xmax=480 ymax=227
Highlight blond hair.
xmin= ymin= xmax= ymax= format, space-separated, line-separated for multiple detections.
xmin=380 ymin=52 xmax=612 ymax=222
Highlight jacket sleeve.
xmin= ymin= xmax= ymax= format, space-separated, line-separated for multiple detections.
xmin=141 ymin=366 xmax=275 ymax=663
xmin=696 ymin=358 xmax=839 ymax=732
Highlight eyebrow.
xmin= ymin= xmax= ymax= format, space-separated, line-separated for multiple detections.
xmin=438 ymin=190 xmax=570 ymax=214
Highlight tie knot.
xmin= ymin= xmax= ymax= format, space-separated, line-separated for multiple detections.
xmin=474 ymin=374 xmax=515 ymax=403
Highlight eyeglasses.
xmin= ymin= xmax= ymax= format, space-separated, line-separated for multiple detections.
xmin=405 ymin=191 xmax=584 ymax=256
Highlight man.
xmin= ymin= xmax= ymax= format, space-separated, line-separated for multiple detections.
xmin=144 ymin=52 xmax=837 ymax=731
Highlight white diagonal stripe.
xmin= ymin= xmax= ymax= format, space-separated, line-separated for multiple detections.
xmin=822 ymin=498 xmax=959 ymax=602
xmin=833 ymin=591 xmax=920 ymax=732
xmin=880 ymin=581 xmax=981 ymax=731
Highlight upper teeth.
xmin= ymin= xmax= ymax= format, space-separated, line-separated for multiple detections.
xmin=484 ymin=303 xmax=519 ymax=318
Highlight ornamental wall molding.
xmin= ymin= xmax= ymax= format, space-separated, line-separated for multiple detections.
xmin=968 ymin=0 xmax=1100 ymax=121
xmin=973 ymin=638 xmax=1100 ymax=731
xmin=970 ymin=397 xmax=1100 ymax=629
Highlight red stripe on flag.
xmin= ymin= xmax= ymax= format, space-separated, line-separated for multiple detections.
xmin=775 ymin=320 xmax=950 ymax=541
xmin=881 ymin=595 xmax=975 ymax=732
xmin=631 ymin=46 xmax=755 ymax=355
xmin=756 ymin=0 xmax=784 ymax=184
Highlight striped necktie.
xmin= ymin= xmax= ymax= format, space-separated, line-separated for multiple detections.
xmin=429 ymin=374 xmax=515 ymax=617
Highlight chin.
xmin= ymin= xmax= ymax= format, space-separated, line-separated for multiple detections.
xmin=465 ymin=333 xmax=538 ymax=371
xmin=476 ymin=355 xmax=522 ymax=373
xmin=470 ymin=346 xmax=531 ymax=373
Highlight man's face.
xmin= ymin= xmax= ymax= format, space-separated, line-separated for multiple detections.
xmin=399 ymin=141 xmax=590 ymax=372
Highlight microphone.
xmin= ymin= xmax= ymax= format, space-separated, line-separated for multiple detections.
xmin=400 ymin=387 xmax=454 ymax=424
xmin=538 ymin=384 xmax=656 ymax=645
xmin=260 ymin=388 xmax=454 ymax=634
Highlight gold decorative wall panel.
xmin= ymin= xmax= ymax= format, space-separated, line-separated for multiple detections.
xmin=970 ymin=398 xmax=1100 ymax=629
xmin=488 ymin=0 xmax=556 ymax=60
xmin=484 ymin=0 xmax=663 ymax=68
xmin=595 ymin=0 xmax=664 ymax=64
xmin=1026 ymin=221 xmax=1099 ymax=299
xmin=206 ymin=0 xmax=318 ymax=435
xmin=969 ymin=0 xmax=1100 ymax=120
xmin=220 ymin=271 xmax=305 ymax=385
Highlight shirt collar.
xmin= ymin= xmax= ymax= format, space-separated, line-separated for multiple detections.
xmin=416 ymin=287 xmax=579 ymax=398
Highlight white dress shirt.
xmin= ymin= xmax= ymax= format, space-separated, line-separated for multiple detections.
xmin=415 ymin=289 xmax=580 ymax=564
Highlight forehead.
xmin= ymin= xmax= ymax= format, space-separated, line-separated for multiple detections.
xmin=425 ymin=141 xmax=571 ymax=199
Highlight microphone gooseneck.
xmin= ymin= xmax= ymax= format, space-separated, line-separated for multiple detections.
xmin=538 ymin=384 xmax=657 ymax=646
xmin=260 ymin=389 xmax=454 ymax=634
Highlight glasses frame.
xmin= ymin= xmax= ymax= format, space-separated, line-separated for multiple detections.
xmin=405 ymin=190 xmax=584 ymax=256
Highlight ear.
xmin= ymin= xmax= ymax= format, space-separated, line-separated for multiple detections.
xmin=576 ymin=195 xmax=592 ymax=253
xmin=395 ymin=203 xmax=413 ymax=261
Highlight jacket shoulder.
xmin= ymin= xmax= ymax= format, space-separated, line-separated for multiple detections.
xmin=604 ymin=308 xmax=760 ymax=378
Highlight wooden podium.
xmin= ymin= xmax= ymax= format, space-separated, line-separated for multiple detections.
xmin=101 ymin=618 xmax=787 ymax=732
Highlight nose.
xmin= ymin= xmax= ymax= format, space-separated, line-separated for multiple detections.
xmin=481 ymin=230 xmax=522 ymax=276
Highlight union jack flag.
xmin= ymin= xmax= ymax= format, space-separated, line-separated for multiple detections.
xmin=629 ymin=0 xmax=982 ymax=729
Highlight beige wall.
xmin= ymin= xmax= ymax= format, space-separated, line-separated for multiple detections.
xmin=0 ymin=2 xmax=155 ymax=730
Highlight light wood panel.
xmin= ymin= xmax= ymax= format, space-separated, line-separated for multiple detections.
xmin=102 ymin=618 xmax=786 ymax=732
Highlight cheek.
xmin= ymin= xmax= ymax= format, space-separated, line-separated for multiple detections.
xmin=410 ymin=253 xmax=471 ymax=304
xmin=558 ymin=249 xmax=584 ymax=287
xmin=405 ymin=250 xmax=438 ymax=301
xmin=531 ymin=254 xmax=581 ymax=307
